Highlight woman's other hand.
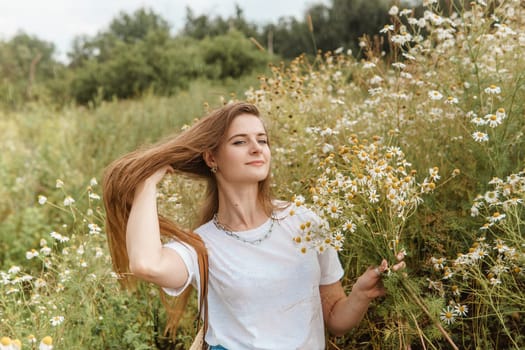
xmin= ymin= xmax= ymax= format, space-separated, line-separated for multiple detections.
xmin=352 ymin=251 xmax=406 ymax=301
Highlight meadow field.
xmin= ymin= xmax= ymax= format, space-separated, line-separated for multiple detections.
xmin=1 ymin=1 xmax=524 ymax=349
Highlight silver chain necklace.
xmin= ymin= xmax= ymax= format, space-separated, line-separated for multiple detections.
xmin=212 ymin=214 xmax=275 ymax=245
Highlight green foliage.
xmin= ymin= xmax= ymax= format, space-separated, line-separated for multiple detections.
xmin=0 ymin=33 xmax=66 ymax=108
xmin=200 ymin=30 xmax=272 ymax=80
xmin=183 ymin=5 xmax=259 ymax=40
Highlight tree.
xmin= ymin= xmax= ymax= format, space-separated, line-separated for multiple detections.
xmin=0 ymin=33 xmax=65 ymax=108
xmin=182 ymin=4 xmax=259 ymax=40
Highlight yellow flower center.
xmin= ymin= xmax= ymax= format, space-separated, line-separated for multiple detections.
xmin=42 ymin=336 xmax=53 ymax=345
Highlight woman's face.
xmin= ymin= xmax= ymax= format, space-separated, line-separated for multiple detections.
xmin=212 ymin=113 xmax=271 ymax=185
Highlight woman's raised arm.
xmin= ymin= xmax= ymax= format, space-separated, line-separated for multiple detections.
xmin=126 ymin=166 xmax=189 ymax=289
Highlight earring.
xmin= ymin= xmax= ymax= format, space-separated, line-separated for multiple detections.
xmin=210 ymin=166 xmax=217 ymax=174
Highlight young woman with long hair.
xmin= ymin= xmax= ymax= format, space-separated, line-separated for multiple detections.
xmin=102 ymin=101 xmax=404 ymax=349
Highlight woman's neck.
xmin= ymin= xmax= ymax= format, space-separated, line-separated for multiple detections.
xmin=215 ymin=184 xmax=267 ymax=231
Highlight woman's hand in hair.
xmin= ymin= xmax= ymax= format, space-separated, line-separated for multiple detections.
xmin=143 ymin=165 xmax=174 ymax=187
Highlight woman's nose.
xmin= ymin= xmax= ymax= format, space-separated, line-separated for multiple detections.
xmin=250 ymin=139 xmax=262 ymax=153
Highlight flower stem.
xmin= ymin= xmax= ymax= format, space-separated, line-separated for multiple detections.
xmin=400 ymin=278 xmax=459 ymax=350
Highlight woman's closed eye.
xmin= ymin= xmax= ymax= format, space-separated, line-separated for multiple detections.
xmin=232 ymin=139 xmax=268 ymax=145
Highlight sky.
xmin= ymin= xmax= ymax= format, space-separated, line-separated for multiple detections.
xmin=0 ymin=0 xmax=328 ymax=61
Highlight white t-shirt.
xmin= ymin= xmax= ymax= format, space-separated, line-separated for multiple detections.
xmin=163 ymin=205 xmax=344 ymax=350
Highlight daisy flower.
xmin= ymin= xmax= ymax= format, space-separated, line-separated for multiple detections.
xmin=38 ymin=195 xmax=48 ymax=205
xmin=26 ymin=249 xmax=39 ymax=260
xmin=380 ymin=24 xmax=395 ymax=33
xmin=63 ymin=196 xmax=75 ymax=206
xmin=50 ymin=315 xmax=64 ymax=327
xmin=485 ymin=113 xmax=503 ymax=128
xmin=428 ymin=90 xmax=443 ymax=100
xmin=440 ymin=306 xmax=457 ymax=324
xmin=0 ymin=337 xmax=12 ymax=350
xmin=496 ymin=108 xmax=506 ymax=119
xmin=484 ymin=85 xmax=501 ymax=94
xmin=454 ymin=304 xmax=469 ymax=316
xmin=488 ymin=211 xmax=506 ymax=223
xmin=39 ymin=336 xmax=53 ymax=350
xmin=472 ymin=131 xmax=489 ymax=142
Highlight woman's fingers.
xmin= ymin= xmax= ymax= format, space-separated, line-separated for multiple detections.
xmin=396 ymin=250 xmax=406 ymax=261
xmin=392 ymin=261 xmax=406 ymax=272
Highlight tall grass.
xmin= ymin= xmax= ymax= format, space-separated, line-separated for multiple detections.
xmin=1 ymin=1 xmax=524 ymax=349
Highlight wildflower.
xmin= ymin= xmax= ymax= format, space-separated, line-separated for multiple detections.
xmin=369 ymin=75 xmax=383 ymax=85
xmin=0 ymin=337 xmax=12 ymax=349
xmin=488 ymin=212 xmax=506 ymax=223
xmin=368 ymin=189 xmax=380 ymax=203
xmin=428 ymin=167 xmax=440 ymax=181
xmin=12 ymin=339 xmax=21 ymax=350
xmin=26 ymin=249 xmax=39 ymax=260
xmin=50 ymin=231 xmax=69 ymax=243
xmin=483 ymin=191 xmax=499 ymax=204
xmin=440 ymin=306 xmax=456 ymax=324
xmin=472 ymin=131 xmax=489 ymax=142
xmin=392 ymin=62 xmax=406 ymax=70
xmin=8 ymin=266 xmax=21 ymax=275
xmin=484 ymin=85 xmax=501 ymax=94
xmin=40 ymin=246 xmax=52 ymax=256
xmin=27 ymin=334 xmax=37 ymax=344
xmin=50 ymin=315 xmax=64 ymax=327
xmin=454 ymin=304 xmax=469 ymax=316
xmin=496 ymin=108 xmax=506 ymax=119
xmin=89 ymin=177 xmax=98 ymax=186
xmin=39 ymin=336 xmax=53 ymax=350
xmin=35 ymin=278 xmax=47 ymax=288
xmin=63 ymin=196 xmax=75 ymax=206
xmin=363 ymin=62 xmax=376 ymax=69
xmin=442 ymin=267 xmax=454 ymax=280
xmin=322 ymin=143 xmax=334 ymax=154
xmin=489 ymin=277 xmax=501 ymax=285
xmin=380 ymin=24 xmax=395 ymax=33
xmin=471 ymin=248 xmax=488 ymax=260
xmin=88 ymin=192 xmax=101 ymax=200
xmin=88 ymin=223 xmax=102 ymax=235
xmin=485 ymin=113 xmax=503 ymax=128
xmin=55 ymin=179 xmax=64 ymax=188
xmin=388 ymin=5 xmax=399 ymax=16
xmin=490 ymin=262 xmax=509 ymax=275
xmin=431 ymin=257 xmax=446 ymax=270
xmin=428 ymin=90 xmax=443 ymax=100
xmin=327 ymin=201 xmax=341 ymax=219
xmin=451 ymin=285 xmax=460 ymax=296
xmin=38 ymin=195 xmax=48 ymax=205
xmin=6 ymin=287 xmax=20 ymax=295
xmin=445 ymin=96 xmax=458 ymax=104
xmin=343 ymin=220 xmax=356 ymax=233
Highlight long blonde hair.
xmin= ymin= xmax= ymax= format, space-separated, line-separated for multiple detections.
xmin=102 ymin=102 xmax=277 ymax=342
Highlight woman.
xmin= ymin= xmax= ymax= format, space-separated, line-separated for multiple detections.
xmin=103 ymin=102 xmax=404 ymax=349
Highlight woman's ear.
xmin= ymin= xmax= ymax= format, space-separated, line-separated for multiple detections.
xmin=203 ymin=151 xmax=216 ymax=169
